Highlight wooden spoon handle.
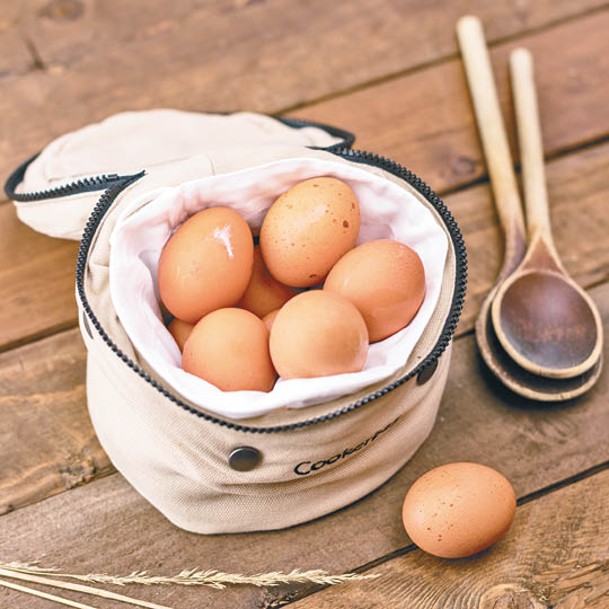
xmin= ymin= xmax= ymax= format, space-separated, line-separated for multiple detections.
xmin=509 ymin=48 xmax=553 ymax=244
xmin=456 ymin=15 xmax=526 ymax=261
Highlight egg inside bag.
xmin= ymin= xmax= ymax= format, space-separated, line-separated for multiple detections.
xmin=109 ymin=157 xmax=448 ymax=419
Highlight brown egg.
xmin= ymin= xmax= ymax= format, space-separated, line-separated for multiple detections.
xmin=402 ymin=462 xmax=517 ymax=559
xmin=260 ymin=177 xmax=360 ymax=287
xmin=237 ymin=246 xmax=296 ymax=317
xmin=158 ymin=207 xmax=254 ymax=324
xmin=270 ymin=290 xmax=368 ymax=379
xmin=182 ymin=308 xmax=276 ymax=392
xmin=262 ymin=308 xmax=280 ymax=333
xmin=168 ymin=318 xmax=194 ymax=352
xmin=324 ymin=239 xmax=426 ymax=342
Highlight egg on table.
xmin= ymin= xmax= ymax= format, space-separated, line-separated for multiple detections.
xmin=402 ymin=462 xmax=517 ymax=558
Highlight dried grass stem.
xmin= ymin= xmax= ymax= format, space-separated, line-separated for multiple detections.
xmin=1 ymin=561 xmax=378 ymax=590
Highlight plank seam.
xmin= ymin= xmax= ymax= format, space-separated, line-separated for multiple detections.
xmin=0 ymin=321 xmax=80 ymax=356
xmin=278 ymin=4 xmax=609 ymax=116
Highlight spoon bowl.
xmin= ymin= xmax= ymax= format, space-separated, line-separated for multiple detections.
xmin=493 ymin=267 xmax=602 ymax=378
xmin=477 ymin=289 xmax=603 ymax=401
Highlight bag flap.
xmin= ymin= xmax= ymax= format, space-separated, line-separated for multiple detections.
xmin=5 ymin=110 xmax=353 ymax=240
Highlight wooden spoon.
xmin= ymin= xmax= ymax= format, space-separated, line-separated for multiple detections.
xmin=457 ymin=16 xmax=525 ymax=375
xmin=483 ymin=300 xmax=603 ymax=401
xmin=490 ymin=48 xmax=603 ymax=379
xmin=456 ymin=16 xmax=603 ymax=400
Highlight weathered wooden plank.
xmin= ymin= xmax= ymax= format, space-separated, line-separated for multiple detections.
xmin=0 ymin=328 xmax=112 ymax=515
xmin=0 ymin=1 xmax=34 ymax=75
xmin=288 ymin=468 xmax=609 ymax=608
xmin=293 ymin=9 xmax=609 ymax=194
xmin=17 ymin=0 xmax=609 ymax=79
xmin=16 ymin=0 xmax=231 ymax=68
xmin=0 ymin=30 xmax=33 ymax=77
xmin=2 ymin=3 xmax=609 ymax=182
xmin=0 ymin=202 xmax=80 ymax=352
xmin=0 ymin=281 xmax=607 ymax=608
xmin=18 ymin=0 xmax=609 ymax=72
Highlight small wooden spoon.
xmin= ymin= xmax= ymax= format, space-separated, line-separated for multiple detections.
xmin=490 ymin=48 xmax=603 ymax=379
xmin=456 ymin=16 xmax=603 ymax=400
xmin=483 ymin=298 xmax=603 ymax=401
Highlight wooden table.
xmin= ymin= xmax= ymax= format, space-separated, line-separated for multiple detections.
xmin=1 ymin=1 xmax=608 ymax=607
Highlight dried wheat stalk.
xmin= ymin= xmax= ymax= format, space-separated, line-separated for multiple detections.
xmin=1 ymin=561 xmax=378 ymax=590
xmin=0 ymin=578 xmax=100 ymax=609
xmin=0 ymin=566 xmax=172 ymax=609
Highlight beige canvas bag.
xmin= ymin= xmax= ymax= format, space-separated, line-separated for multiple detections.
xmin=6 ymin=110 xmax=467 ymax=534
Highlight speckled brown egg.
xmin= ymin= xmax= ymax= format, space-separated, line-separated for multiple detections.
xmin=262 ymin=308 xmax=280 ymax=333
xmin=324 ymin=239 xmax=426 ymax=342
xmin=237 ymin=246 xmax=296 ymax=318
xmin=158 ymin=207 xmax=254 ymax=324
xmin=269 ymin=290 xmax=368 ymax=378
xmin=182 ymin=308 xmax=276 ymax=392
xmin=260 ymin=177 xmax=360 ymax=287
xmin=402 ymin=462 xmax=517 ymax=558
xmin=167 ymin=318 xmax=194 ymax=352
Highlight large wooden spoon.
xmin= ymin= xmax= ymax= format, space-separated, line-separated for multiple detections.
xmin=491 ymin=48 xmax=603 ymax=379
xmin=456 ymin=15 xmax=526 ymax=362
xmin=456 ymin=16 xmax=603 ymax=400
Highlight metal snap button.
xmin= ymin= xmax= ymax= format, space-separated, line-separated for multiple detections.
xmin=228 ymin=446 xmax=262 ymax=472
xmin=417 ymin=358 xmax=439 ymax=385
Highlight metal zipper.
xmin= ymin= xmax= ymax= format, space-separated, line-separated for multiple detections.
xmin=277 ymin=116 xmax=356 ymax=151
xmin=73 ymin=150 xmax=466 ymax=434
xmin=4 ymin=153 xmax=128 ymax=202
xmin=4 ymin=116 xmax=354 ymax=203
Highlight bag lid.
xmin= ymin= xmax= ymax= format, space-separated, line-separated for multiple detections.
xmin=5 ymin=109 xmax=352 ymax=240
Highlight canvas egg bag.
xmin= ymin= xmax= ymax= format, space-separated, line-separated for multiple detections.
xmin=6 ymin=110 xmax=467 ymax=534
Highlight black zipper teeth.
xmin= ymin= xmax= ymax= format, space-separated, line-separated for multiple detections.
xmin=9 ymin=173 xmax=124 ymax=202
xmin=277 ymin=116 xmax=356 ymax=152
xmin=74 ymin=151 xmax=466 ymax=434
xmin=3 ymin=151 xmax=134 ymax=203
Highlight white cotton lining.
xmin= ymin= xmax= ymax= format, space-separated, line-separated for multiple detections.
xmin=109 ymin=157 xmax=448 ymax=419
